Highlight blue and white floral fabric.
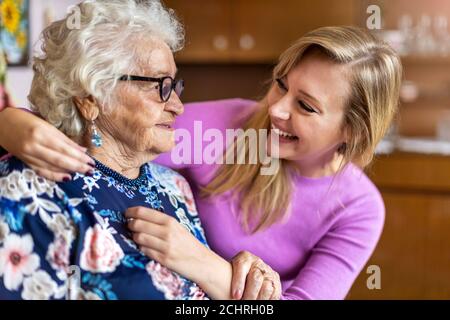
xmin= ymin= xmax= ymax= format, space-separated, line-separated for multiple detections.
xmin=0 ymin=156 xmax=208 ymax=300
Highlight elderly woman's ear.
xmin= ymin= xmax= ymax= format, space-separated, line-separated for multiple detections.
xmin=73 ymin=96 xmax=99 ymax=121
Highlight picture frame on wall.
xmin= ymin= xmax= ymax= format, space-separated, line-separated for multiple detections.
xmin=0 ymin=0 xmax=30 ymax=67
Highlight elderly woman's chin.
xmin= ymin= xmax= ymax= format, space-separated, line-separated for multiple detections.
xmin=146 ymin=128 xmax=176 ymax=155
xmin=157 ymin=137 xmax=176 ymax=154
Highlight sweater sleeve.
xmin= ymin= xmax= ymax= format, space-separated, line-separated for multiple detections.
xmin=281 ymin=191 xmax=385 ymax=300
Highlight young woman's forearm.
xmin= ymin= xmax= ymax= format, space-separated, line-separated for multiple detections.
xmin=189 ymin=247 xmax=233 ymax=300
xmin=0 ymin=107 xmax=17 ymax=149
xmin=0 ymin=106 xmax=93 ymax=181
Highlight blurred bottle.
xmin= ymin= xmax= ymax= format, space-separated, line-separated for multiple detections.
xmin=398 ymin=14 xmax=415 ymax=55
xmin=436 ymin=111 xmax=450 ymax=142
xmin=434 ymin=15 xmax=450 ymax=56
xmin=415 ymin=14 xmax=437 ymax=56
xmin=400 ymin=80 xmax=420 ymax=103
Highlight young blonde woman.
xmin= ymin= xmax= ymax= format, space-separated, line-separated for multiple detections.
xmin=0 ymin=26 xmax=402 ymax=299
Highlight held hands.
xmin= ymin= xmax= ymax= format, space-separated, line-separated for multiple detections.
xmin=231 ymin=251 xmax=282 ymax=300
xmin=125 ymin=206 xmax=282 ymax=300
xmin=0 ymin=108 xmax=94 ymax=181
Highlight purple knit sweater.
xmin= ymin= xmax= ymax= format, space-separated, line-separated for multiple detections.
xmin=154 ymin=98 xmax=385 ymax=300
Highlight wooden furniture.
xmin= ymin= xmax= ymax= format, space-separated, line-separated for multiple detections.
xmin=358 ymin=0 xmax=450 ymax=137
xmin=166 ymin=0 xmax=450 ymax=137
xmin=165 ymin=0 xmax=357 ymax=63
xmin=347 ymin=152 xmax=450 ymax=299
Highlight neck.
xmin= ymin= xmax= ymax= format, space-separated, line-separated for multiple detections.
xmin=84 ymin=132 xmax=158 ymax=180
xmin=292 ymin=151 xmax=345 ymax=178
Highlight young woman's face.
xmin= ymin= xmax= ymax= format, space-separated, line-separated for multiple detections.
xmin=267 ymin=50 xmax=351 ymax=170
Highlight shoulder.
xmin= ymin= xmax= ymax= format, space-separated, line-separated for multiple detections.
xmin=0 ymin=160 xmax=78 ymax=299
xmin=0 ymin=157 xmax=79 ymax=247
xmin=146 ymin=162 xmax=195 ymax=202
xmin=0 ymin=157 xmax=83 ymax=223
xmin=335 ymin=163 xmax=385 ymax=226
xmin=0 ymin=157 xmax=50 ymax=201
xmin=176 ymin=98 xmax=258 ymax=131
xmin=147 ymin=161 xmax=186 ymax=182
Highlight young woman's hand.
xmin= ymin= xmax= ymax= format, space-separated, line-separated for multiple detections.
xmin=125 ymin=206 xmax=280 ymax=300
xmin=0 ymin=107 xmax=95 ymax=182
xmin=125 ymin=206 xmax=213 ymax=284
xmin=231 ymin=251 xmax=282 ymax=300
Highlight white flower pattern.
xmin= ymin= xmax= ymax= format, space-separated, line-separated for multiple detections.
xmin=0 ymin=233 xmax=40 ymax=291
xmin=80 ymin=224 xmax=125 ymax=273
xmin=21 ymin=270 xmax=58 ymax=300
xmin=0 ymin=157 xmax=209 ymax=299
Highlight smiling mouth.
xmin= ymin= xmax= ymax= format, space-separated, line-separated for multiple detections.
xmin=155 ymin=123 xmax=174 ymax=131
xmin=271 ymin=124 xmax=299 ymax=141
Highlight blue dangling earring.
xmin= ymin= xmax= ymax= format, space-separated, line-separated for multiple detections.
xmin=91 ymin=120 xmax=102 ymax=147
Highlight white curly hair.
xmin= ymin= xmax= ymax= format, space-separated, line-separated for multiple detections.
xmin=28 ymin=0 xmax=184 ymax=137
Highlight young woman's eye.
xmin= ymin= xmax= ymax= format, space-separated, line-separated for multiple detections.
xmin=275 ymin=78 xmax=287 ymax=91
xmin=298 ymin=100 xmax=317 ymax=113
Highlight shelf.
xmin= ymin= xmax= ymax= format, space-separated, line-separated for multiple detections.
xmin=401 ymin=55 xmax=450 ymax=65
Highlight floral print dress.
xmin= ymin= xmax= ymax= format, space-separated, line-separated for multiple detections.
xmin=0 ymin=156 xmax=209 ymax=300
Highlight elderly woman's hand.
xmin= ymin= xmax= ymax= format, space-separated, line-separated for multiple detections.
xmin=231 ymin=251 xmax=282 ymax=300
xmin=0 ymin=107 xmax=94 ymax=181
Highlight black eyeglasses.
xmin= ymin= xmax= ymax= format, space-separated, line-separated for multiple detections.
xmin=119 ymin=75 xmax=184 ymax=102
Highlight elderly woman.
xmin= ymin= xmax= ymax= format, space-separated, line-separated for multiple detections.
xmin=0 ymin=0 xmax=279 ymax=300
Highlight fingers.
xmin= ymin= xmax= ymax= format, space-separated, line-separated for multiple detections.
xmin=45 ymin=135 xmax=94 ymax=165
xmin=35 ymin=144 xmax=94 ymax=176
xmin=242 ymin=268 xmax=264 ymax=300
xmin=139 ymin=246 xmax=164 ymax=263
xmin=252 ymin=261 xmax=282 ymax=300
xmin=141 ymin=247 xmax=160 ymax=262
xmin=59 ymin=132 xmax=88 ymax=153
xmin=231 ymin=252 xmax=254 ymax=300
xmin=29 ymin=164 xmax=72 ymax=182
xmin=269 ymin=273 xmax=282 ymax=300
xmin=231 ymin=251 xmax=282 ymax=301
xmin=257 ymin=279 xmax=274 ymax=300
xmin=20 ymin=153 xmax=72 ymax=181
xmin=132 ymin=232 xmax=166 ymax=252
xmin=125 ymin=206 xmax=169 ymax=225
xmin=128 ymin=218 xmax=166 ymax=239
xmin=24 ymin=121 xmax=94 ymax=171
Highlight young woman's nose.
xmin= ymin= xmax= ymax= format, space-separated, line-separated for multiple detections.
xmin=269 ymin=97 xmax=291 ymax=120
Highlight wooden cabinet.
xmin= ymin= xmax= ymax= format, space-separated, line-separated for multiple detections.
xmin=165 ymin=0 xmax=357 ymax=63
xmin=232 ymin=0 xmax=357 ymax=62
xmin=166 ymin=0 xmax=233 ymax=62
xmin=347 ymin=153 xmax=450 ymax=299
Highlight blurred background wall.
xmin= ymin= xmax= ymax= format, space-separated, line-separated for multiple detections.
xmin=5 ymin=0 xmax=78 ymax=107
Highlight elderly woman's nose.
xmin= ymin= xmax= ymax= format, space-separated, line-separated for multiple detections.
xmin=166 ymin=95 xmax=184 ymax=115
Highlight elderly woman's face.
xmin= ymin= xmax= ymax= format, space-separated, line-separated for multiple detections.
xmin=99 ymin=39 xmax=183 ymax=156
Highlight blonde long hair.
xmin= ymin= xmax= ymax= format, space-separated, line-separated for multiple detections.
xmin=202 ymin=26 xmax=402 ymax=233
